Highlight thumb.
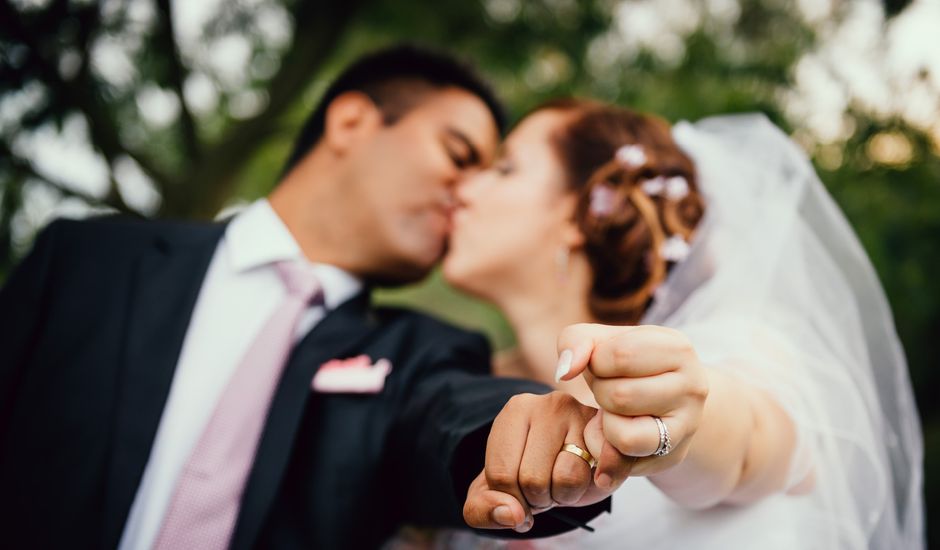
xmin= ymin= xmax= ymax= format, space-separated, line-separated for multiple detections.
xmin=463 ymin=471 xmax=531 ymax=532
xmin=582 ymin=409 xmax=605 ymax=460
xmin=585 ymin=410 xmax=635 ymax=492
xmin=555 ymin=323 xmax=632 ymax=383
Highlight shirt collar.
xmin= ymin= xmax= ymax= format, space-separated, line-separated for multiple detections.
xmin=224 ymin=199 xmax=363 ymax=310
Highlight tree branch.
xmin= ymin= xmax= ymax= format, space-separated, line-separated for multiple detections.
xmin=154 ymin=0 xmax=201 ymax=161
xmin=164 ymin=0 xmax=368 ymax=218
xmin=1 ymin=144 xmax=136 ymax=215
xmin=2 ymin=6 xmax=179 ymax=197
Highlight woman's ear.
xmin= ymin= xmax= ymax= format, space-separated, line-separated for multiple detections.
xmin=322 ymin=91 xmax=384 ymax=155
xmin=562 ymin=218 xmax=586 ymax=249
xmin=559 ymin=194 xmax=586 ymax=249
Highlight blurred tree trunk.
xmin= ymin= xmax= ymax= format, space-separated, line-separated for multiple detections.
xmin=0 ymin=0 xmax=366 ymax=231
xmin=158 ymin=0 xmax=366 ymax=218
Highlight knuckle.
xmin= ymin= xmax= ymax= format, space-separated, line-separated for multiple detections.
xmin=553 ymin=467 xmax=587 ymax=492
xmin=690 ymin=375 xmax=709 ymax=402
xmin=487 ymin=467 xmax=517 ymax=490
xmin=610 ymin=339 xmax=639 ymax=369
xmin=506 ymin=393 xmax=535 ymax=411
xmin=519 ymin=473 xmax=549 ymax=496
xmin=610 ymin=381 xmax=636 ymax=409
xmin=678 ymin=369 xmax=709 ymax=405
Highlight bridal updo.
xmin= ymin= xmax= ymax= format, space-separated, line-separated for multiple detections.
xmin=539 ymin=99 xmax=705 ymax=324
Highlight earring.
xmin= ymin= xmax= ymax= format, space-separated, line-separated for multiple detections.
xmin=555 ymin=246 xmax=570 ymax=284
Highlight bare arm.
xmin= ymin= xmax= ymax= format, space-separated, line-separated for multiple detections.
xmin=648 ymin=368 xmax=808 ymax=508
xmin=557 ymin=323 xmax=812 ymax=508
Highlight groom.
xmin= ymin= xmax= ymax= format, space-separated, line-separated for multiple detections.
xmin=0 ymin=46 xmax=613 ymax=549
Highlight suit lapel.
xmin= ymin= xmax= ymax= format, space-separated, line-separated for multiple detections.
xmin=100 ymin=225 xmax=225 ymax=549
xmin=231 ymin=290 xmax=377 ymax=550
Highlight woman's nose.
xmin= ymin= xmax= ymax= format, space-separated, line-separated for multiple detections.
xmin=455 ymin=171 xmax=487 ymax=207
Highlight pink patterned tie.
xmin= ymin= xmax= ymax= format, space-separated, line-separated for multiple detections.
xmin=153 ymin=261 xmax=323 ymax=550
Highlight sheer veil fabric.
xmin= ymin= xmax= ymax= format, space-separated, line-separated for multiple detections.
xmin=633 ymin=114 xmax=922 ymax=549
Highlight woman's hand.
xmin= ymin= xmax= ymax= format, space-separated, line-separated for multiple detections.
xmin=556 ymin=324 xmax=710 ymax=486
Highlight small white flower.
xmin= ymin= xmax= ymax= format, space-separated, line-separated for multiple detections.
xmin=641 ymin=176 xmax=666 ymax=196
xmin=615 ymin=144 xmax=647 ymax=168
xmin=590 ymin=185 xmax=617 ymax=216
xmin=660 ymin=235 xmax=691 ymax=262
xmin=665 ymin=176 xmax=690 ymax=200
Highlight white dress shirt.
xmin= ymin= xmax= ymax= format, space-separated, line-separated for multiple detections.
xmin=118 ymin=199 xmax=362 ymax=550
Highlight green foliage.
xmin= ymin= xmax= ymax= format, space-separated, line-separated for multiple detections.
xmin=821 ymin=116 xmax=940 ymax=409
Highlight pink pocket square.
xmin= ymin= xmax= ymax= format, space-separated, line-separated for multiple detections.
xmin=312 ymin=355 xmax=392 ymax=394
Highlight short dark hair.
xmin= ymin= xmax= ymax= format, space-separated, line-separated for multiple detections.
xmin=281 ymin=44 xmax=507 ymax=175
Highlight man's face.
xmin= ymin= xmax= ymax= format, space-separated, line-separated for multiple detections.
xmin=345 ymin=87 xmax=499 ymax=284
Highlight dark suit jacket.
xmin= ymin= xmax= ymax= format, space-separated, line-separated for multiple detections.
xmin=0 ymin=217 xmax=607 ymax=549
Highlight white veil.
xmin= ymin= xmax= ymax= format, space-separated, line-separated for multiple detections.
xmin=639 ymin=114 xmax=924 ymax=549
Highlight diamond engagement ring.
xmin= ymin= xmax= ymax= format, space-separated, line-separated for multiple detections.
xmin=652 ymin=416 xmax=672 ymax=457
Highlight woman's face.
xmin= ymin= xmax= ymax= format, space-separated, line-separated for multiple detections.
xmin=443 ymin=109 xmax=581 ymax=300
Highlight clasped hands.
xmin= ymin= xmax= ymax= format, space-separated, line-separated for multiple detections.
xmin=464 ymin=324 xmax=709 ymax=532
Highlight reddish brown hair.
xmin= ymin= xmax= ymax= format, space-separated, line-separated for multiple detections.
xmin=535 ymin=98 xmax=705 ymax=324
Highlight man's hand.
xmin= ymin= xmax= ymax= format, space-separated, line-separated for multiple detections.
xmin=462 ymin=391 xmax=632 ymax=532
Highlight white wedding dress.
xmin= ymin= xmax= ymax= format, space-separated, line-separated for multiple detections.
xmin=389 ymin=114 xmax=924 ymax=550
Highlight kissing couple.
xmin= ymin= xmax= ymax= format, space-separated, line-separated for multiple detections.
xmin=0 ymin=45 xmax=922 ymax=550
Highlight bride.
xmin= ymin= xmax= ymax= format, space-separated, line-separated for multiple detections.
xmin=439 ymin=99 xmax=922 ymax=548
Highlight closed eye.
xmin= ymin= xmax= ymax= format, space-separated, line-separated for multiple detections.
xmin=494 ymin=158 xmax=514 ymax=175
xmin=443 ymin=127 xmax=481 ymax=170
xmin=447 ymin=148 xmax=472 ymax=169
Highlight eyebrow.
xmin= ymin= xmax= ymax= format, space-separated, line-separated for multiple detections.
xmin=445 ymin=126 xmax=482 ymax=166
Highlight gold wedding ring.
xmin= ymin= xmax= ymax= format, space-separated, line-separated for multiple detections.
xmin=562 ymin=443 xmax=597 ymax=470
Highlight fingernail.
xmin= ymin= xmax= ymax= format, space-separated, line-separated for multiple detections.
xmin=493 ymin=505 xmax=516 ymax=527
xmin=555 ymin=349 xmax=573 ymax=382
xmin=514 ymin=515 xmax=534 ymax=533
xmin=596 ymin=473 xmax=612 ymax=490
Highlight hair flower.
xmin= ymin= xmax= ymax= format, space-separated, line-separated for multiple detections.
xmin=660 ymin=235 xmax=691 ymax=263
xmin=641 ymin=176 xmax=666 ymax=196
xmin=665 ymin=176 xmax=690 ymax=200
xmin=615 ymin=144 xmax=647 ymax=168
xmin=589 ymin=184 xmax=617 ymax=217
